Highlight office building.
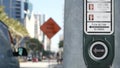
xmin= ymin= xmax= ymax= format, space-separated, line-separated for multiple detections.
xmin=0 ymin=0 xmax=32 ymax=25
xmin=25 ymin=13 xmax=51 ymax=51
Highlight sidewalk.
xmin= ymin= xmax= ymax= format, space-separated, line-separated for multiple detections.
xmin=49 ymin=63 xmax=63 ymax=68
xmin=54 ymin=64 xmax=63 ymax=68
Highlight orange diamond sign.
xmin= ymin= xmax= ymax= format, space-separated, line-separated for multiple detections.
xmin=40 ymin=18 xmax=61 ymax=39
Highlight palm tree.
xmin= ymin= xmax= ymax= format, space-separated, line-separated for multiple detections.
xmin=0 ymin=6 xmax=28 ymax=37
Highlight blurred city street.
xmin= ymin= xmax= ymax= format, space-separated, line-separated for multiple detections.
xmin=0 ymin=0 xmax=120 ymax=68
xmin=20 ymin=59 xmax=63 ymax=68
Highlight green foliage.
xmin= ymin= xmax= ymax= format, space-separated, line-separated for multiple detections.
xmin=0 ymin=6 xmax=28 ymax=37
xmin=59 ymin=40 xmax=64 ymax=48
xmin=26 ymin=38 xmax=44 ymax=52
xmin=42 ymin=50 xmax=55 ymax=58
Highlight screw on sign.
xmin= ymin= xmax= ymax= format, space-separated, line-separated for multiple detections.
xmin=40 ymin=18 xmax=61 ymax=39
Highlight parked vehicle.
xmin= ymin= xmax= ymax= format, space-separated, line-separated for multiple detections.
xmin=32 ymin=57 xmax=38 ymax=62
xmin=27 ymin=55 xmax=32 ymax=61
xmin=0 ymin=20 xmax=27 ymax=68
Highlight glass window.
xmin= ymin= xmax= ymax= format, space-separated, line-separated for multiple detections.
xmin=0 ymin=21 xmax=10 ymax=43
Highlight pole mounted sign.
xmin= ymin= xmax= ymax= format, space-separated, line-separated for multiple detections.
xmin=84 ymin=0 xmax=114 ymax=35
xmin=40 ymin=18 xmax=61 ymax=39
xmin=83 ymin=0 xmax=114 ymax=68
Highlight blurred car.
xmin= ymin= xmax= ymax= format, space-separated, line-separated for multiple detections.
xmin=27 ymin=55 xmax=32 ymax=61
xmin=32 ymin=57 xmax=38 ymax=62
xmin=0 ymin=21 xmax=20 ymax=68
xmin=0 ymin=20 xmax=27 ymax=68
xmin=27 ymin=57 xmax=32 ymax=61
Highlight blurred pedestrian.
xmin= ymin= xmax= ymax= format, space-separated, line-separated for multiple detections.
xmin=56 ymin=51 xmax=63 ymax=64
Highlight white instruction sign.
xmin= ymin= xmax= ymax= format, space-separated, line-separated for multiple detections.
xmin=87 ymin=3 xmax=111 ymax=12
xmin=87 ymin=13 xmax=111 ymax=21
xmin=84 ymin=0 xmax=114 ymax=35
xmin=87 ymin=22 xmax=111 ymax=32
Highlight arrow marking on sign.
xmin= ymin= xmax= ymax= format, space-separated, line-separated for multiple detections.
xmin=93 ymin=48 xmax=105 ymax=54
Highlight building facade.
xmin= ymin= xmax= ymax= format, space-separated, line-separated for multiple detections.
xmin=0 ymin=0 xmax=32 ymax=25
xmin=25 ymin=13 xmax=44 ymax=41
xmin=25 ymin=13 xmax=51 ymax=51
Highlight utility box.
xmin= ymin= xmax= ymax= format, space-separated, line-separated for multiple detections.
xmin=83 ymin=0 xmax=114 ymax=68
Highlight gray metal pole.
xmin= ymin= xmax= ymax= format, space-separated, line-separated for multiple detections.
xmin=42 ymin=14 xmax=45 ymax=44
xmin=64 ymin=0 xmax=86 ymax=68
xmin=112 ymin=0 xmax=120 ymax=68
